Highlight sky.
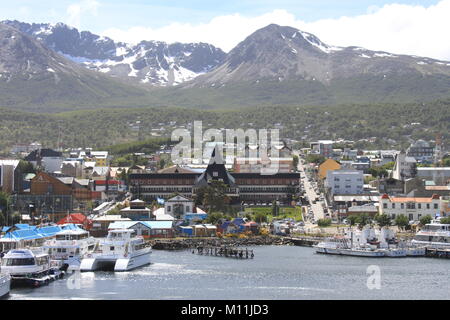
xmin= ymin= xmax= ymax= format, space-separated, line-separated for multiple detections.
xmin=1 ymin=0 xmax=450 ymax=60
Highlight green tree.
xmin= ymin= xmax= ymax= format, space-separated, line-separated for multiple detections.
xmin=375 ymin=214 xmax=392 ymax=227
xmin=420 ymin=215 xmax=433 ymax=226
xmin=439 ymin=216 xmax=450 ymax=224
xmin=395 ymin=214 xmax=409 ymax=231
xmin=347 ymin=215 xmax=358 ymax=226
xmin=271 ymin=200 xmax=279 ymax=216
xmin=356 ymin=213 xmax=371 ymax=229
xmin=201 ymin=180 xmax=230 ymax=213
xmin=0 ymin=192 xmax=10 ymax=226
xmin=292 ymin=155 xmax=299 ymax=170
xmin=254 ymin=212 xmax=268 ymax=223
xmin=317 ymin=218 xmax=332 ymax=228
xmin=206 ymin=212 xmax=224 ymax=224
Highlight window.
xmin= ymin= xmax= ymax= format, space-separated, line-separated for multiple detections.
xmin=392 ymin=203 xmax=395 ymax=209
xmin=110 ymin=246 xmax=115 ymax=251
xmin=427 ymin=204 xmax=430 ymax=209
xmin=434 ymin=204 xmax=438 ymax=209
xmin=401 ymin=203 xmax=404 ymax=209
xmin=383 ymin=203 xmax=388 ymax=209
xmin=418 ymin=204 xmax=421 ymax=209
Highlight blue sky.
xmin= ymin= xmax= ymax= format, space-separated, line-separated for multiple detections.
xmin=1 ymin=0 xmax=450 ymax=60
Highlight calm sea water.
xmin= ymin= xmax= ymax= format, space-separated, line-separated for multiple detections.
xmin=7 ymin=246 xmax=450 ymax=300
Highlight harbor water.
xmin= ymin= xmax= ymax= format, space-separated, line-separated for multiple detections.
xmin=6 ymin=245 xmax=450 ymax=300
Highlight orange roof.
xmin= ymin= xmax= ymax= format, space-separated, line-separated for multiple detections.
xmin=318 ymin=159 xmax=341 ymax=180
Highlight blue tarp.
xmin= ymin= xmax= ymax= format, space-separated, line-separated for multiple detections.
xmin=37 ymin=225 xmax=62 ymax=237
xmin=1 ymin=229 xmax=42 ymax=241
xmin=1 ymin=224 xmax=62 ymax=241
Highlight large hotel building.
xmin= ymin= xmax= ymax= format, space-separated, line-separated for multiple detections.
xmin=129 ymin=148 xmax=300 ymax=205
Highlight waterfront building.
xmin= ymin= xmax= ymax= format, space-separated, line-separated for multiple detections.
xmin=108 ymin=220 xmax=174 ymax=239
xmin=129 ymin=147 xmax=300 ymax=205
xmin=379 ymin=194 xmax=441 ymax=221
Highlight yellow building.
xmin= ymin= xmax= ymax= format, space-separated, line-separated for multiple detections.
xmin=318 ymin=159 xmax=341 ymax=180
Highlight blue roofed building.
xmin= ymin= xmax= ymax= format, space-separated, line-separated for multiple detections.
xmin=108 ymin=220 xmax=174 ymax=239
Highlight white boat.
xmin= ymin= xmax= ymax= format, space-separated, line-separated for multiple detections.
xmin=44 ymin=226 xmax=97 ymax=271
xmin=80 ymin=229 xmax=151 ymax=272
xmin=0 ymin=248 xmax=65 ymax=287
xmin=406 ymin=247 xmax=426 ymax=256
xmin=0 ymin=274 xmax=10 ymax=298
xmin=412 ymin=222 xmax=450 ymax=247
xmin=338 ymin=247 xmax=386 ymax=257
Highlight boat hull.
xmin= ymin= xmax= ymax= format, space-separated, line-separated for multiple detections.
xmin=80 ymin=251 xmax=151 ymax=272
xmin=0 ymin=275 xmax=10 ymax=299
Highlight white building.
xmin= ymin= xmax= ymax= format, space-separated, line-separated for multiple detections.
xmin=24 ymin=149 xmax=64 ymax=173
xmin=379 ymin=194 xmax=441 ymax=221
xmin=310 ymin=140 xmax=333 ymax=158
xmin=325 ymin=169 xmax=364 ymax=195
xmin=391 ymin=151 xmax=417 ymax=181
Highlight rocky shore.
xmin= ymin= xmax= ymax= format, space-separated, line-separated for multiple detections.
xmin=148 ymin=236 xmax=320 ymax=250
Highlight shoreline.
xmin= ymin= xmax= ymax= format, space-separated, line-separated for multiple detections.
xmin=148 ymin=235 xmax=321 ymax=250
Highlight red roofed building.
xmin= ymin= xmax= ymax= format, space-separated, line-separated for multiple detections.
xmin=380 ymin=194 xmax=442 ymax=221
xmin=57 ymin=213 xmax=93 ymax=230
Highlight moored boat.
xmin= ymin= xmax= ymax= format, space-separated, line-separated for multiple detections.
xmin=0 ymin=249 xmax=65 ymax=288
xmin=44 ymin=225 xmax=97 ymax=271
xmin=0 ymin=274 xmax=10 ymax=298
xmin=412 ymin=222 xmax=450 ymax=247
xmin=80 ymin=229 xmax=151 ymax=272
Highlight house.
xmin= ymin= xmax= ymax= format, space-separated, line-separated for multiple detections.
xmin=242 ymin=221 xmax=260 ymax=234
xmin=310 ymin=140 xmax=333 ymax=158
xmin=165 ymin=195 xmax=195 ymax=219
xmin=407 ymin=140 xmax=435 ymax=164
xmin=391 ymin=151 xmax=417 ymax=181
xmin=14 ymin=172 xmax=75 ymax=220
xmin=191 ymin=224 xmax=217 ymax=237
xmin=24 ymin=148 xmax=64 ymax=173
xmin=0 ymin=160 xmax=20 ymax=193
xmin=120 ymin=199 xmax=153 ymax=221
xmin=56 ymin=213 xmax=93 ymax=230
xmin=318 ymin=159 xmax=341 ymax=180
xmin=379 ymin=194 xmax=441 ymax=221
xmin=108 ymin=220 xmax=174 ymax=239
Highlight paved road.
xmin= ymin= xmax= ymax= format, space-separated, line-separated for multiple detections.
xmin=296 ymin=156 xmax=325 ymax=223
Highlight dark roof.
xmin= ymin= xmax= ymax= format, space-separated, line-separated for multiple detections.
xmin=195 ymin=146 xmax=236 ymax=187
xmin=24 ymin=148 xmax=63 ymax=161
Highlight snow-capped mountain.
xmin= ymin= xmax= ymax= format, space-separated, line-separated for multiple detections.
xmin=2 ymin=20 xmax=226 ymax=86
xmin=190 ymin=24 xmax=450 ymax=86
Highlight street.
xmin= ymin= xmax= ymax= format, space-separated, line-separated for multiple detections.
xmin=296 ymin=154 xmax=325 ymax=226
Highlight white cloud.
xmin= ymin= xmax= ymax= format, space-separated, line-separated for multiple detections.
xmin=67 ymin=0 xmax=100 ymax=29
xmin=101 ymin=1 xmax=450 ymax=61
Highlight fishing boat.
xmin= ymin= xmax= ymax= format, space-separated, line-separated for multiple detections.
xmin=0 ymin=249 xmax=65 ymax=288
xmin=412 ymin=222 xmax=450 ymax=247
xmin=79 ymin=229 xmax=151 ymax=272
xmin=0 ymin=274 xmax=10 ymax=298
xmin=44 ymin=225 xmax=97 ymax=271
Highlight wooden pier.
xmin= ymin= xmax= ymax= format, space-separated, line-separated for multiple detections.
xmin=425 ymin=247 xmax=450 ymax=259
xmin=193 ymin=246 xmax=254 ymax=259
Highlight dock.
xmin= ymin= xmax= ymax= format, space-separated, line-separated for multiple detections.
xmin=425 ymin=247 xmax=450 ymax=259
xmin=193 ymin=246 xmax=254 ymax=259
